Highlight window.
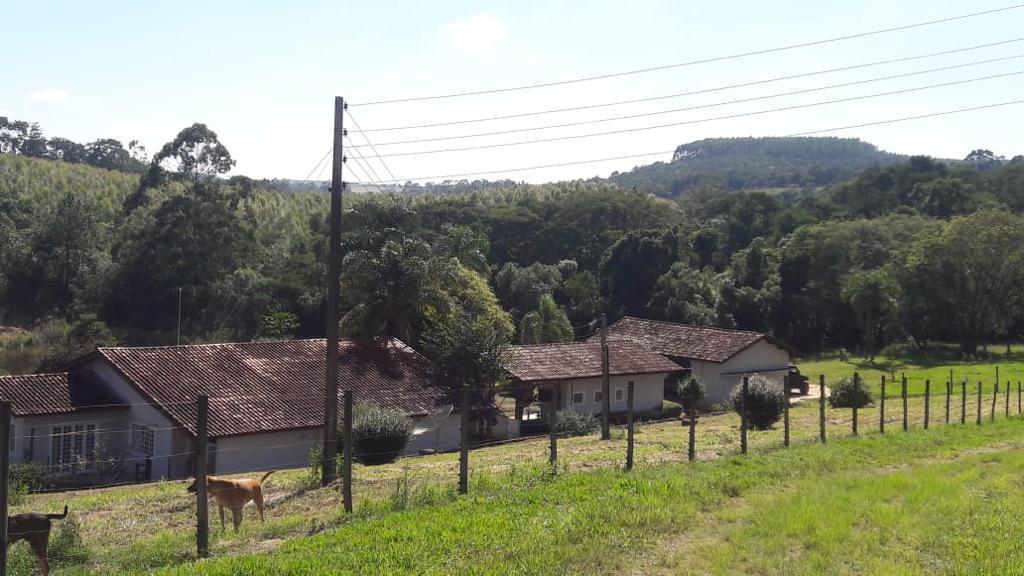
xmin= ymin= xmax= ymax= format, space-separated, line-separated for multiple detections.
xmin=594 ymin=390 xmax=604 ymax=403
xmin=572 ymin=392 xmax=585 ymax=405
xmin=130 ymin=424 xmax=155 ymax=457
xmin=50 ymin=424 xmax=97 ymax=470
xmin=614 ymin=388 xmax=625 ymax=402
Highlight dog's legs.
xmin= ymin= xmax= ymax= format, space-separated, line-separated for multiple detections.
xmin=255 ymin=488 xmax=265 ymax=523
xmin=231 ymin=507 xmax=242 ymax=532
xmin=218 ymin=505 xmax=226 ymax=530
xmin=27 ymin=535 xmax=50 ymax=576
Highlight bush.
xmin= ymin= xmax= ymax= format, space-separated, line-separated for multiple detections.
xmin=49 ymin=513 xmax=89 ymax=567
xmin=661 ymin=400 xmax=683 ymax=419
xmin=828 ymin=377 xmax=874 ymax=409
xmin=555 ymin=410 xmax=600 ymax=437
xmin=731 ymin=374 xmax=785 ymax=430
xmin=678 ymin=377 xmax=706 ymax=414
xmin=10 ymin=462 xmax=54 ymax=492
xmin=352 ymin=403 xmax=414 ymax=465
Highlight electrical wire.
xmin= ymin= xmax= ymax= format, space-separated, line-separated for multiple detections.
xmin=349 ymin=55 xmax=1024 ymax=148
xmin=355 ymin=98 xmax=1024 ymax=184
xmin=350 ymin=4 xmax=1024 ymax=106
xmin=353 ymin=37 xmax=1024 ymax=132
xmin=302 ymin=149 xmax=331 ymax=181
xmin=363 ymin=70 xmax=1024 ymax=158
xmin=344 ymin=110 xmax=401 ymax=185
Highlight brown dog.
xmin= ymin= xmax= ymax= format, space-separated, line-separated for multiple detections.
xmin=7 ymin=505 xmax=68 ymax=575
xmin=187 ymin=471 xmax=274 ymax=531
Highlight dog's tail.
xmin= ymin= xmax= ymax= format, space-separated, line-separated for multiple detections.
xmin=260 ymin=470 xmax=275 ymax=484
xmin=47 ymin=505 xmax=68 ymax=520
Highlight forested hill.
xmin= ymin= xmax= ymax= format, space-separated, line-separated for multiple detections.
xmin=609 ymin=137 xmax=907 ymax=197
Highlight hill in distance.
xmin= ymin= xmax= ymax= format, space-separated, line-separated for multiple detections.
xmin=608 ymin=136 xmax=908 ymax=197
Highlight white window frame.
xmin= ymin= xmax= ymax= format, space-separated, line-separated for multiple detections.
xmin=571 ymin=391 xmax=585 ymax=405
xmin=50 ymin=423 xmax=98 ymax=471
xmin=130 ymin=423 xmax=155 ymax=457
xmin=614 ymin=388 xmax=625 ymax=402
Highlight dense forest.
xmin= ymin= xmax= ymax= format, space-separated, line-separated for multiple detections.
xmin=2 ymin=115 xmax=1024 ymax=376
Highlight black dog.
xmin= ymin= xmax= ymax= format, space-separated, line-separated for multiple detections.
xmin=7 ymin=505 xmax=67 ymax=576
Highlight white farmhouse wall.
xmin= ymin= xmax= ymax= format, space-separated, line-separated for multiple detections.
xmin=14 ymin=411 xmax=129 ymax=468
xmin=556 ymin=372 xmax=665 ymax=415
xmin=214 ymin=428 xmax=319 ymax=475
xmin=696 ymin=339 xmax=792 ymax=404
xmin=408 ymin=413 xmax=462 ymax=453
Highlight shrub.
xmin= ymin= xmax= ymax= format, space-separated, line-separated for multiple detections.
xmin=352 ymin=403 xmax=414 ymax=465
xmin=663 ymin=374 xmax=682 ymax=400
xmin=828 ymin=377 xmax=874 ymax=409
xmin=50 ymin=513 xmax=89 ymax=566
xmin=10 ymin=462 xmax=54 ymax=492
xmin=661 ymin=400 xmax=683 ymax=419
xmin=678 ymin=377 xmax=706 ymax=414
xmin=731 ymin=374 xmax=785 ymax=430
xmin=305 ymin=443 xmax=324 ymax=489
xmin=555 ymin=410 xmax=600 ymax=437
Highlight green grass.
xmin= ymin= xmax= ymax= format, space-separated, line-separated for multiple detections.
xmin=148 ymin=416 xmax=1024 ymax=575
xmin=799 ymin=344 xmax=1024 ymax=397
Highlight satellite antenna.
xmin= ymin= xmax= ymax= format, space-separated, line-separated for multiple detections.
xmin=412 ymin=404 xmax=454 ymax=436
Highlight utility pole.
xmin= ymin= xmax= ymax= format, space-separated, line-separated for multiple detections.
xmin=322 ymin=96 xmax=346 ymax=486
xmin=176 ymin=287 xmax=182 ymax=345
xmin=600 ymin=314 xmax=610 ymax=440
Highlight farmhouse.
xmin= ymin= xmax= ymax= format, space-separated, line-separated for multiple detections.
xmin=0 ymin=338 xmax=460 ymax=485
xmin=501 ymin=341 xmax=686 ymax=418
xmin=592 ymin=317 xmax=794 ymax=404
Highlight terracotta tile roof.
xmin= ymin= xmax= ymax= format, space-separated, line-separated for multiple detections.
xmin=502 ymin=341 xmax=684 ymax=383
xmin=0 ymin=373 xmax=124 ymax=416
xmin=594 ymin=317 xmax=774 ymax=363
xmin=90 ymin=338 xmax=446 ymax=438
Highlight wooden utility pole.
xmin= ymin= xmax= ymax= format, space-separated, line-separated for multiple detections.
xmin=459 ymin=386 xmax=469 ymax=495
xmin=625 ymin=381 xmax=635 ymax=471
xmin=548 ymin=387 xmax=558 ymax=467
xmin=600 ymin=314 xmax=610 ymax=440
xmin=195 ymin=395 xmax=209 ymax=558
xmin=342 ymin=390 xmax=353 ymax=513
xmin=740 ymin=376 xmax=749 ymax=454
xmin=322 ymin=96 xmax=346 ymax=486
xmin=0 ymin=400 xmax=11 ymax=575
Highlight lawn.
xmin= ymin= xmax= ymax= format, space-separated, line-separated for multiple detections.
xmin=12 ymin=391 xmax=1024 ymax=575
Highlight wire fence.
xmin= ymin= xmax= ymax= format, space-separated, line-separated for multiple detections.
xmin=3 ymin=371 xmax=1024 ymax=574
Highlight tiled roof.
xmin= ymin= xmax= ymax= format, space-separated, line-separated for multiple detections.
xmin=0 ymin=373 xmax=124 ymax=416
xmin=594 ymin=317 xmax=773 ymax=363
xmin=90 ymin=338 xmax=446 ymax=438
xmin=501 ymin=341 xmax=684 ymax=383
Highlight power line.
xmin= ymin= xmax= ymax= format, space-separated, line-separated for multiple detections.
xmin=350 ymin=54 xmax=1024 ymax=148
xmin=353 ymin=37 xmax=1024 ymax=132
xmin=302 ymin=149 xmax=331 ymax=181
xmin=361 ymin=70 xmax=1024 ymax=158
xmin=344 ymin=133 xmax=387 ymax=187
xmin=344 ymin=110 xmax=401 ymax=184
xmin=355 ymin=99 xmax=1024 ymax=184
xmin=350 ymin=4 xmax=1024 ymax=106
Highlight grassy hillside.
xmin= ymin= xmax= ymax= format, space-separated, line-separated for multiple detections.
xmin=609 ymin=136 xmax=906 ymax=197
xmin=11 ymin=376 xmax=1024 ymax=574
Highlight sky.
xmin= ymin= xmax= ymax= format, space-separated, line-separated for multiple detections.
xmin=2 ymin=0 xmax=1023 ymax=184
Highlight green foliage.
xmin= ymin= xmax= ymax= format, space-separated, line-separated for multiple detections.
xmin=50 ymin=513 xmax=90 ymax=566
xmin=678 ymin=377 xmax=706 ymax=414
xmin=661 ymin=399 xmax=684 ymax=418
xmin=731 ymin=374 xmax=785 ymax=430
xmin=352 ymin=403 xmax=414 ymax=465
xmin=260 ymin=310 xmax=300 ymax=340
xmin=9 ymin=461 xmax=55 ymax=492
xmin=648 ymin=262 xmax=726 ymax=326
xmin=828 ymin=376 xmax=874 ymax=409
xmin=554 ymin=410 xmax=600 ymax=437
xmin=518 ymin=294 xmax=573 ymax=344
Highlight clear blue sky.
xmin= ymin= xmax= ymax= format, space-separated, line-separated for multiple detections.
xmin=2 ymin=0 xmax=1022 ymax=183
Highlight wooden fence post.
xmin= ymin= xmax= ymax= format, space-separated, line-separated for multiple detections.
xmin=0 ymin=400 xmax=12 ymax=574
xmin=902 ymin=374 xmax=908 ymax=432
xmin=342 ymin=390 xmax=353 ymax=513
xmin=688 ymin=411 xmax=696 ymax=461
xmin=1005 ymin=380 xmax=1011 ymax=418
xmin=459 ymin=386 xmax=469 ymax=495
xmin=195 ymin=395 xmax=209 ymax=559
xmin=977 ymin=382 xmax=983 ymax=425
xmin=626 ymin=381 xmax=635 ymax=471
xmin=991 ymin=381 xmax=999 ymax=423
xmin=924 ymin=379 xmax=930 ymax=429
xmin=1018 ymin=381 xmax=1022 ymax=416
xmin=819 ymin=374 xmax=826 ymax=443
xmin=548 ymin=387 xmax=558 ymax=468
xmin=740 ymin=376 xmax=749 ymax=455
xmin=880 ymin=375 xmax=886 ymax=434
xmin=945 ymin=380 xmax=951 ymax=425
xmin=961 ymin=381 xmax=966 ymax=424
xmin=852 ymin=372 xmax=859 ymax=437
xmin=783 ymin=375 xmax=790 ymax=448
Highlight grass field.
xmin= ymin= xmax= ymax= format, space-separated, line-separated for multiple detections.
xmin=10 ymin=389 xmax=1024 ymax=575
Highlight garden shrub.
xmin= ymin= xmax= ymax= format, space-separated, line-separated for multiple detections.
xmin=352 ymin=403 xmax=414 ymax=465
xmin=10 ymin=462 xmax=54 ymax=492
xmin=731 ymin=373 xmax=785 ymax=430
xmin=828 ymin=376 xmax=874 ymax=409
xmin=555 ymin=410 xmax=600 ymax=437
xmin=678 ymin=377 xmax=706 ymax=414
xmin=661 ymin=400 xmax=684 ymax=419
xmin=50 ymin=513 xmax=89 ymax=566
